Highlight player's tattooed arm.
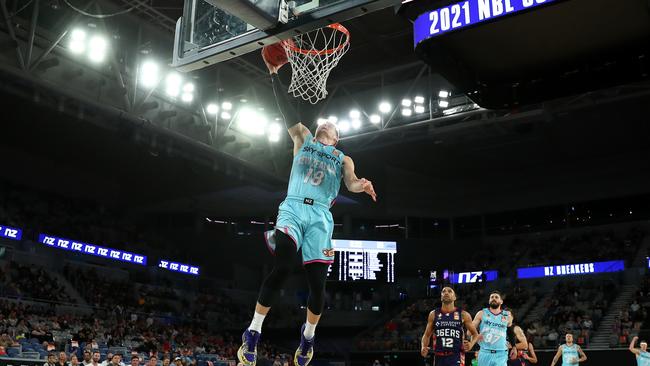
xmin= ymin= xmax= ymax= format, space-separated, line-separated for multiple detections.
xmin=342 ymin=156 xmax=377 ymax=201
xmin=421 ymin=311 xmax=436 ymax=357
xmin=577 ymin=345 xmax=587 ymax=362
xmin=550 ymin=346 xmax=562 ymax=366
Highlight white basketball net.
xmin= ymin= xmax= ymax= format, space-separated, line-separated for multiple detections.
xmin=281 ymin=24 xmax=350 ymax=104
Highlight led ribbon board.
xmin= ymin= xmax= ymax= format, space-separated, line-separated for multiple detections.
xmin=414 ymin=0 xmax=555 ymax=46
xmin=38 ymin=234 xmax=147 ymax=265
xmin=517 ymin=260 xmax=624 ymax=279
xmin=448 ymin=270 xmax=498 ymax=284
xmin=158 ymin=260 xmax=200 ymax=276
xmin=0 ymin=225 xmax=22 ymax=240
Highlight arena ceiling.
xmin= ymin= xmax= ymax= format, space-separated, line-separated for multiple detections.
xmin=1 ymin=1 xmax=650 ymax=219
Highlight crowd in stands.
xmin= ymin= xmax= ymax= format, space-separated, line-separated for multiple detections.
xmin=610 ymin=273 xmax=650 ymax=347
xmin=0 ymin=261 xmax=73 ymax=303
xmin=524 ymin=278 xmax=617 ymax=349
xmin=526 ymin=227 xmax=644 ymax=266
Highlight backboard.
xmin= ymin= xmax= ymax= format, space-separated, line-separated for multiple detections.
xmin=172 ymin=0 xmax=402 ymax=72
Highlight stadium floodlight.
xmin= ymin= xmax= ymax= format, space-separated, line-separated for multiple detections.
xmin=317 ymin=118 xmax=328 ymax=126
xmin=438 ymin=90 xmax=450 ymax=98
xmin=139 ymin=61 xmax=159 ymax=89
xmin=338 ymin=120 xmax=350 ymax=133
xmin=222 ymin=101 xmax=233 ymax=111
xmin=401 ymin=108 xmax=412 ymax=117
xmin=69 ymin=28 xmax=86 ymax=54
xmin=379 ymin=101 xmax=391 ymax=114
xmin=414 ymin=105 xmax=426 ymax=114
xmin=165 ymin=72 xmax=182 ymax=97
xmin=183 ymin=83 xmax=195 ymax=93
xmin=237 ymin=107 xmax=267 ymax=136
xmin=88 ymin=35 xmax=108 ymax=63
xmin=438 ymin=100 xmax=449 ymax=108
xmin=369 ymin=114 xmax=381 ymax=124
xmin=414 ymin=96 xmax=425 ymax=104
xmin=268 ymin=134 xmax=281 ymax=142
xmin=240 ymin=98 xmax=248 ymax=103
xmin=401 ymin=99 xmax=412 ymax=107
xmin=220 ymin=111 xmax=231 ymax=120
xmin=181 ymin=93 xmax=193 ymax=103
xmin=206 ymin=103 xmax=219 ymax=115
xmin=328 ymin=115 xmax=338 ymax=124
xmin=268 ymin=122 xmax=282 ymax=135
xmin=349 ymin=109 xmax=361 ymax=119
xmin=351 ymin=119 xmax=362 ymax=130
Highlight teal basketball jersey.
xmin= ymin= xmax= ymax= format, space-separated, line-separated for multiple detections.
xmin=638 ymin=350 xmax=650 ymax=366
xmin=287 ymin=133 xmax=344 ymax=206
xmin=478 ymin=308 xmax=509 ymax=351
xmin=561 ymin=344 xmax=579 ymax=365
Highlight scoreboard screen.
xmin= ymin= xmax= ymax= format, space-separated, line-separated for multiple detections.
xmin=327 ymin=240 xmax=397 ymax=282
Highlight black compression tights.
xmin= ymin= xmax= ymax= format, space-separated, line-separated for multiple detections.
xmin=257 ymin=229 xmax=329 ymax=315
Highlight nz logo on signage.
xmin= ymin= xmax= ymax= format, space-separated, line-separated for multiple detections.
xmin=457 ymin=271 xmax=485 ymax=284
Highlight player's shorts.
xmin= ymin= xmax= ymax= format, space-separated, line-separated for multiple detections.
xmin=264 ymin=196 xmax=335 ymax=264
xmin=434 ymin=353 xmax=465 ymax=366
xmin=478 ymin=350 xmax=508 ymax=366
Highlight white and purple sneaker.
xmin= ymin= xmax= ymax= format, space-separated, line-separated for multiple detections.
xmin=293 ymin=324 xmax=314 ymax=366
xmin=237 ymin=329 xmax=260 ymax=366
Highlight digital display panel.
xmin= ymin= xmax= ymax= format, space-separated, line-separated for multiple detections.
xmin=517 ymin=260 xmax=624 ymax=279
xmin=38 ymin=234 xmax=147 ymax=266
xmin=158 ymin=260 xmax=200 ymax=276
xmin=327 ymin=240 xmax=397 ymax=282
xmin=414 ymin=0 xmax=556 ymax=46
xmin=0 ymin=225 xmax=22 ymax=240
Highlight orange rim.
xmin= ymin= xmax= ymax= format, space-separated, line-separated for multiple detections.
xmin=281 ymin=23 xmax=350 ymax=56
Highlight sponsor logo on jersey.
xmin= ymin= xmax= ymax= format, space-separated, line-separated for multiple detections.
xmin=454 ymin=312 xmax=459 ymax=320
xmin=322 ymin=249 xmax=335 ymax=257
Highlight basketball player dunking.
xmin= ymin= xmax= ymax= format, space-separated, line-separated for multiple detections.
xmin=550 ymin=334 xmax=587 ymax=366
xmin=236 ymin=47 xmax=377 ymax=366
xmin=629 ymin=336 xmax=650 ymax=366
xmin=421 ymin=287 xmax=481 ymax=366
xmin=472 ymin=291 xmax=515 ymax=366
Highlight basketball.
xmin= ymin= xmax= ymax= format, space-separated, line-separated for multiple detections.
xmin=262 ymin=43 xmax=289 ymax=67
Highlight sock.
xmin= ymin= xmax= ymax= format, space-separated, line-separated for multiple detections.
xmin=303 ymin=321 xmax=317 ymax=340
xmin=248 ymin=312 xmax=266 ymax=333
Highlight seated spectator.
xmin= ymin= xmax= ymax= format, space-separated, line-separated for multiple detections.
xmin=44 ymin=353 xmax=57 ymax=366
xmin=58 ymin=352 xmax=68 ymax=366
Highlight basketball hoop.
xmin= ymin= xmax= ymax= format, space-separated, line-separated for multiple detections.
xmin=281 ymin=23 xmax=350 ymax=104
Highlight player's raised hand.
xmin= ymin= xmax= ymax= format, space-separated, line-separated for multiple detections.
xmin=420 ymin=346 xmax=429 ymax=358
xmin=261 ymin=47 xmax=285 ymax=74
xmin=359 ymin=178 xmax=377 ymax=202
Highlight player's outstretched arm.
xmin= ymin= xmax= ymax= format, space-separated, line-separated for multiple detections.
xmin=421 ymin=311 xmax=436 ymax=357
xmin=342 ymin=156 xmax=377 ymax=201
xmin=550 ymin=346 xmax=562 ymax=366
xmin=462 ymin=311 xmax=481 ymax=351
xmin=630 ymin=336 xmax=641 ymax=355
xmin=263 ymin=50 xmax=309 ymax=155
xmin=577 ymin=345 xmax=587 ymax=362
